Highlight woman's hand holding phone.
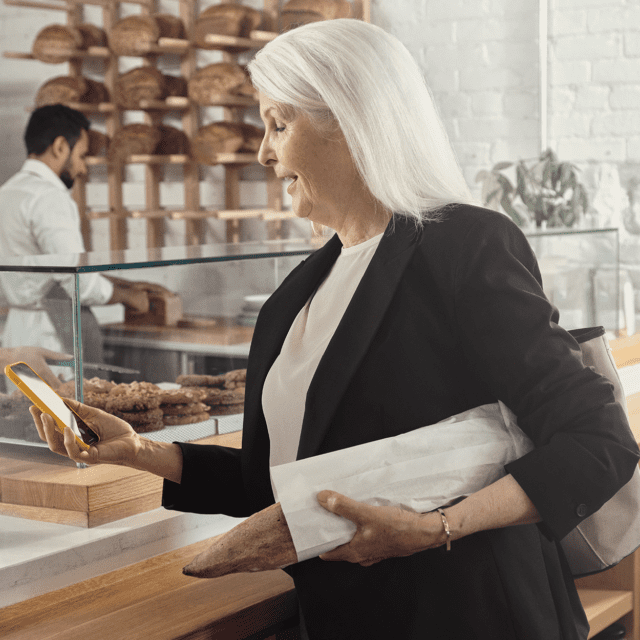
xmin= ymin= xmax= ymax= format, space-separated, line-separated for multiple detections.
xmin=30 ymin=398 xmax=141 ymax=467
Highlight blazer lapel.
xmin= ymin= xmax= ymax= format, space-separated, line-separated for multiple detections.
xmin=296 ymin=217 xmax=421 ymax=460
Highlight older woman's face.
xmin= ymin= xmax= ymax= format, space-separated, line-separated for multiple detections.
xmin=257 ymin=94 xmax=359 ymax=226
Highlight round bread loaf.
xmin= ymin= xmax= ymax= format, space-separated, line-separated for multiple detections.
xmin=77 ymin=23 xmax=107 ymax=48
xmin=192 ymin=122 xmax=245 ymax=165
xmin=156 ymin=124 xmax=190 ymax=155
xmin=109 ymin=14 xmax=184 ymax=56
xmin=194 ymin=3 xmax=262 ymax=50
xmin=109 ymin=16 xmax=159 ymax=55
xmin=282 ymin=0 xmax=351 ymax=19
xmin=154 ymin=13 xmax=186 ymax=39
xmin=188 ymin=63 xmax=248 ymax=105
xmin=87 ymin=129 xmax=109 ymax=157
xmin=238 ymin=123 xmax=264 ymax=153
xmin=83 ymin=77 xmax=109 ymax=104
xmin=163 ymin=74 xmax=188 ymax=99
xmin=114 ymin=66 xmax=166 ymax=108
xmin=35 ymin=75 xmax=87 ymax=107
xmin=32 ymin=24 xmax=83 ymax=63
xmin=108 ymin=124 xmax=161 ymax=164
xmin=280 ymin=10 xmax=324 ymax=31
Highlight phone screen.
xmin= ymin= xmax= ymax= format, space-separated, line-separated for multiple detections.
xmin=9 ymin=363 xmax=99 ymax=445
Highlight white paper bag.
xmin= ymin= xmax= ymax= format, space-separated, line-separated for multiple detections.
xmin=270 ymin=402 xmax=533 ymax=562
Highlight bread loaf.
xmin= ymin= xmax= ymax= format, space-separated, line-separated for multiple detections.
xmin=35 ymin=75 xmax=108 ymax=107
xmin=32 ymin=24 xmax=83 ymax=63
xmin=87 ymin=130 xmax=109 ymax=157
xmin=194 ymin=3 xmax=262 ymax=50
xmin=109 ymin=14 xmax=185 ymax=56
xmin=156 ymin=124 xmax=189 ymax=155
xmin=188 ymin=63 xmax=249 ymax=105
xmin=182 ymin=503 xmax=297 ymax=578
xmin=108 ymin=124 xmax=161 ymax=163
xmin=77 ymin=23 xmax=107 ymax=48
xmin=32 ymin=23 xmax=107 ymax=62
xmin=191 ymin=122 xmax=245 ymax=165
xmin=114 ymin=66 xmax=165 ymax=107
xmin=281 ymin=0 xmax=351 ymax=30
xmin=35 ymin=76 xmax=86 ymax=107
xmin=115 ymin=67 xmax=187 ymax=108
xmin=83 ymin=77 xmax=109 ymax=104
xmin=238 ymin=123 xmax=265 ymax=153
xmin=163 ymin=74 xmax=188 ymax=99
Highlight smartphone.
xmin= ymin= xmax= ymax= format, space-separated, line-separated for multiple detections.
xmin=4 ymin=362 xmax=99 ymax=451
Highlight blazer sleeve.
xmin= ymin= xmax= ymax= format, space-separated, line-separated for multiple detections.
xmin=162 ymin=443 xmax=252 ymax=518
xmin=449 ymin=213 xmax=640 ymax=541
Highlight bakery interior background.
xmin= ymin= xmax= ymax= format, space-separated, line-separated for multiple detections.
xmin=1 ymin=0 xmax=640 ymax=329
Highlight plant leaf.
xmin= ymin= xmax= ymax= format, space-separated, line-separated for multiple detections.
xmin=492 ymin=161 xmax=513 ymax=171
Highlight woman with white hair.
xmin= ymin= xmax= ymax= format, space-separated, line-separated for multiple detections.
xmin=33 ymin=19 xmax=638 ymax=640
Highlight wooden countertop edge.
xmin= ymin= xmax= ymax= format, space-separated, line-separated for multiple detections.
xmin=1 ymin=534 xmax=296 ymax=639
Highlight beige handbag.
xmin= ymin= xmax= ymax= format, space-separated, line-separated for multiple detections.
xmin=561 ymin=327 xmax=640 ymax=577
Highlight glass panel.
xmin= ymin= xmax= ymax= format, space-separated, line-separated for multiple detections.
xmin=524 ymin=227 xmax=620 ymax=333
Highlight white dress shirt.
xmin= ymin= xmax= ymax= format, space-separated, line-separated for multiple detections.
xmin=0 ymin=159 xmax=113 ymax=352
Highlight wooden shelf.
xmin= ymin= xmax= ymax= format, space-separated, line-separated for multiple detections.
xmin=85 ymin=208 xmax=295 ymax=222
xmin=203 ymin=32 xmax=277 ymax=50
xmin=85 ymin=153 xmax=257 ymax=166
xmin=578 ymin=589 xmax=633 ymax=638
xmin=3 ymin=46 xmax=110 ymax=60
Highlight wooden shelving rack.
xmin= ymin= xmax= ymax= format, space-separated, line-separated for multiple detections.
xmin=3 ymin=0 xmax=371 ymax=250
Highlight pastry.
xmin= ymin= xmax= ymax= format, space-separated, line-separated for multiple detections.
xmin=163 ymin=412 xmax=210 ymax=426
xmin=111 ymin=407 xmax=164 ymax=424
xmin=176 ymin=374 xmax=226 ymax=388
xmin=161 ymin=402 xmax=209 ymax=416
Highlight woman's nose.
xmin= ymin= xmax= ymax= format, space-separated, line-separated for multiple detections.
xmin=257 ymin=135 xmax=276 ymax=167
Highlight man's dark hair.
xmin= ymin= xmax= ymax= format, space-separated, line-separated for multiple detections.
xmin=24 ymin=104 xmax=90 ymax=156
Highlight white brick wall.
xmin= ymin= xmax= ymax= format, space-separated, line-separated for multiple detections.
xmin=548 ymin=0 xmax=640 ymax=200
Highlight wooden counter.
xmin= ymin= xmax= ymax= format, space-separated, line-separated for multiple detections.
xmin=0 ymin=535 xmax=298 ymax=640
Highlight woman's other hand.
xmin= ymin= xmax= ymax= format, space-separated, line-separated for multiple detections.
xmin=30 ymin=397 xmax=141 ymax=467
xmin=0 ymin=346 xmax=71 ymax=389
xmin=316 ymin=490 xmax=447 ymax=566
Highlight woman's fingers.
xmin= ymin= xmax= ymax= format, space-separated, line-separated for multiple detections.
xmin=317 ymin=490 xmax=371 ymax=525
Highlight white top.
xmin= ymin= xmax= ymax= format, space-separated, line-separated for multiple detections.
xmin=0 ymin=160 xmax=113 ymax=351
xmin=262 ymin=232 xmax=384 ymax=467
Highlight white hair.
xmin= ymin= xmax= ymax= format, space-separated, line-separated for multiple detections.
xmin=248 ymin=19 xmax=474 ymax=225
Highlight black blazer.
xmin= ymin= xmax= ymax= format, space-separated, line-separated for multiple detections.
xmin=164 ymin=205 xmax=640 ymax=640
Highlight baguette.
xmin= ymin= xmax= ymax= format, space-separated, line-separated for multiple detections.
xmin=182 ymin=502 xmax=297 ymax=578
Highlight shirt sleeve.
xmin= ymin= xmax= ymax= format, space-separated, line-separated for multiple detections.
xmin=451 ymin=213 xmax=640 ymax=541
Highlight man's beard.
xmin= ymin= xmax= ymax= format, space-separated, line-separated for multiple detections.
xmin=59 ymin=170 xmax=74 ymax=189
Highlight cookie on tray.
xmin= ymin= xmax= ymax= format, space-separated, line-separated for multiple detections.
xmin=131 ymin=419 xmax=165 ymax=433
xmin=159 ymin=387 xmax=206 ymax=405
xmin=105 ymin=391 xmax=162 ymax=413
xmin=175 ymin=373 xmax=226 ymax=388
xmin=111 ymin=407 xmax=164 ymax=424
xmin=164 ymin=412 xmax=210 ymax=426
xmin=208 ymin=403 xmax=243 ymax=416
xmin=161 ymin=401 xmax=209 ymax=416
xmin=224 ymin=369 xmax=246 ymax=383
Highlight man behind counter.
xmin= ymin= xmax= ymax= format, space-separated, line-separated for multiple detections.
xmin=0 ymin=104 xmax=157 ymax=366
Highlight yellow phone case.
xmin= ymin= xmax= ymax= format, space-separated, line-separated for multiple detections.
xmin=4 ymin=362 xmax=92 ymax=451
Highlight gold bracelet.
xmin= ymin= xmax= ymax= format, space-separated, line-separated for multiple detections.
xmin=437 ymin=508 xmax=451 ymax=551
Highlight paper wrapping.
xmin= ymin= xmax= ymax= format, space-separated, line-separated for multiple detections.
xmin=270 ymin=402 xmax=534 ymax=562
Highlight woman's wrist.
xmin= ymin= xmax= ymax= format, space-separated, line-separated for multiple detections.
xmin=129 ymin=438 xmax=183 ymax=484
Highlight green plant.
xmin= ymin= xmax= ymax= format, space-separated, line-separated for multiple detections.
xmin=475 ymin=148 xmax=589 ymax=228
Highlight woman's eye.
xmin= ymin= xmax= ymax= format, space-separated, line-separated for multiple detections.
xmin=275 ymin=126 xmax=285 ymax=133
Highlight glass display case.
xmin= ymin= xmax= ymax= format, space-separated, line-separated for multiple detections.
xmin=0 ymin=240 xmax=315 ymax=529
xmin=524 ymin=227 xmax=621 ymax=334
xmin=0 ymin=225 xmax=624 ymax=530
